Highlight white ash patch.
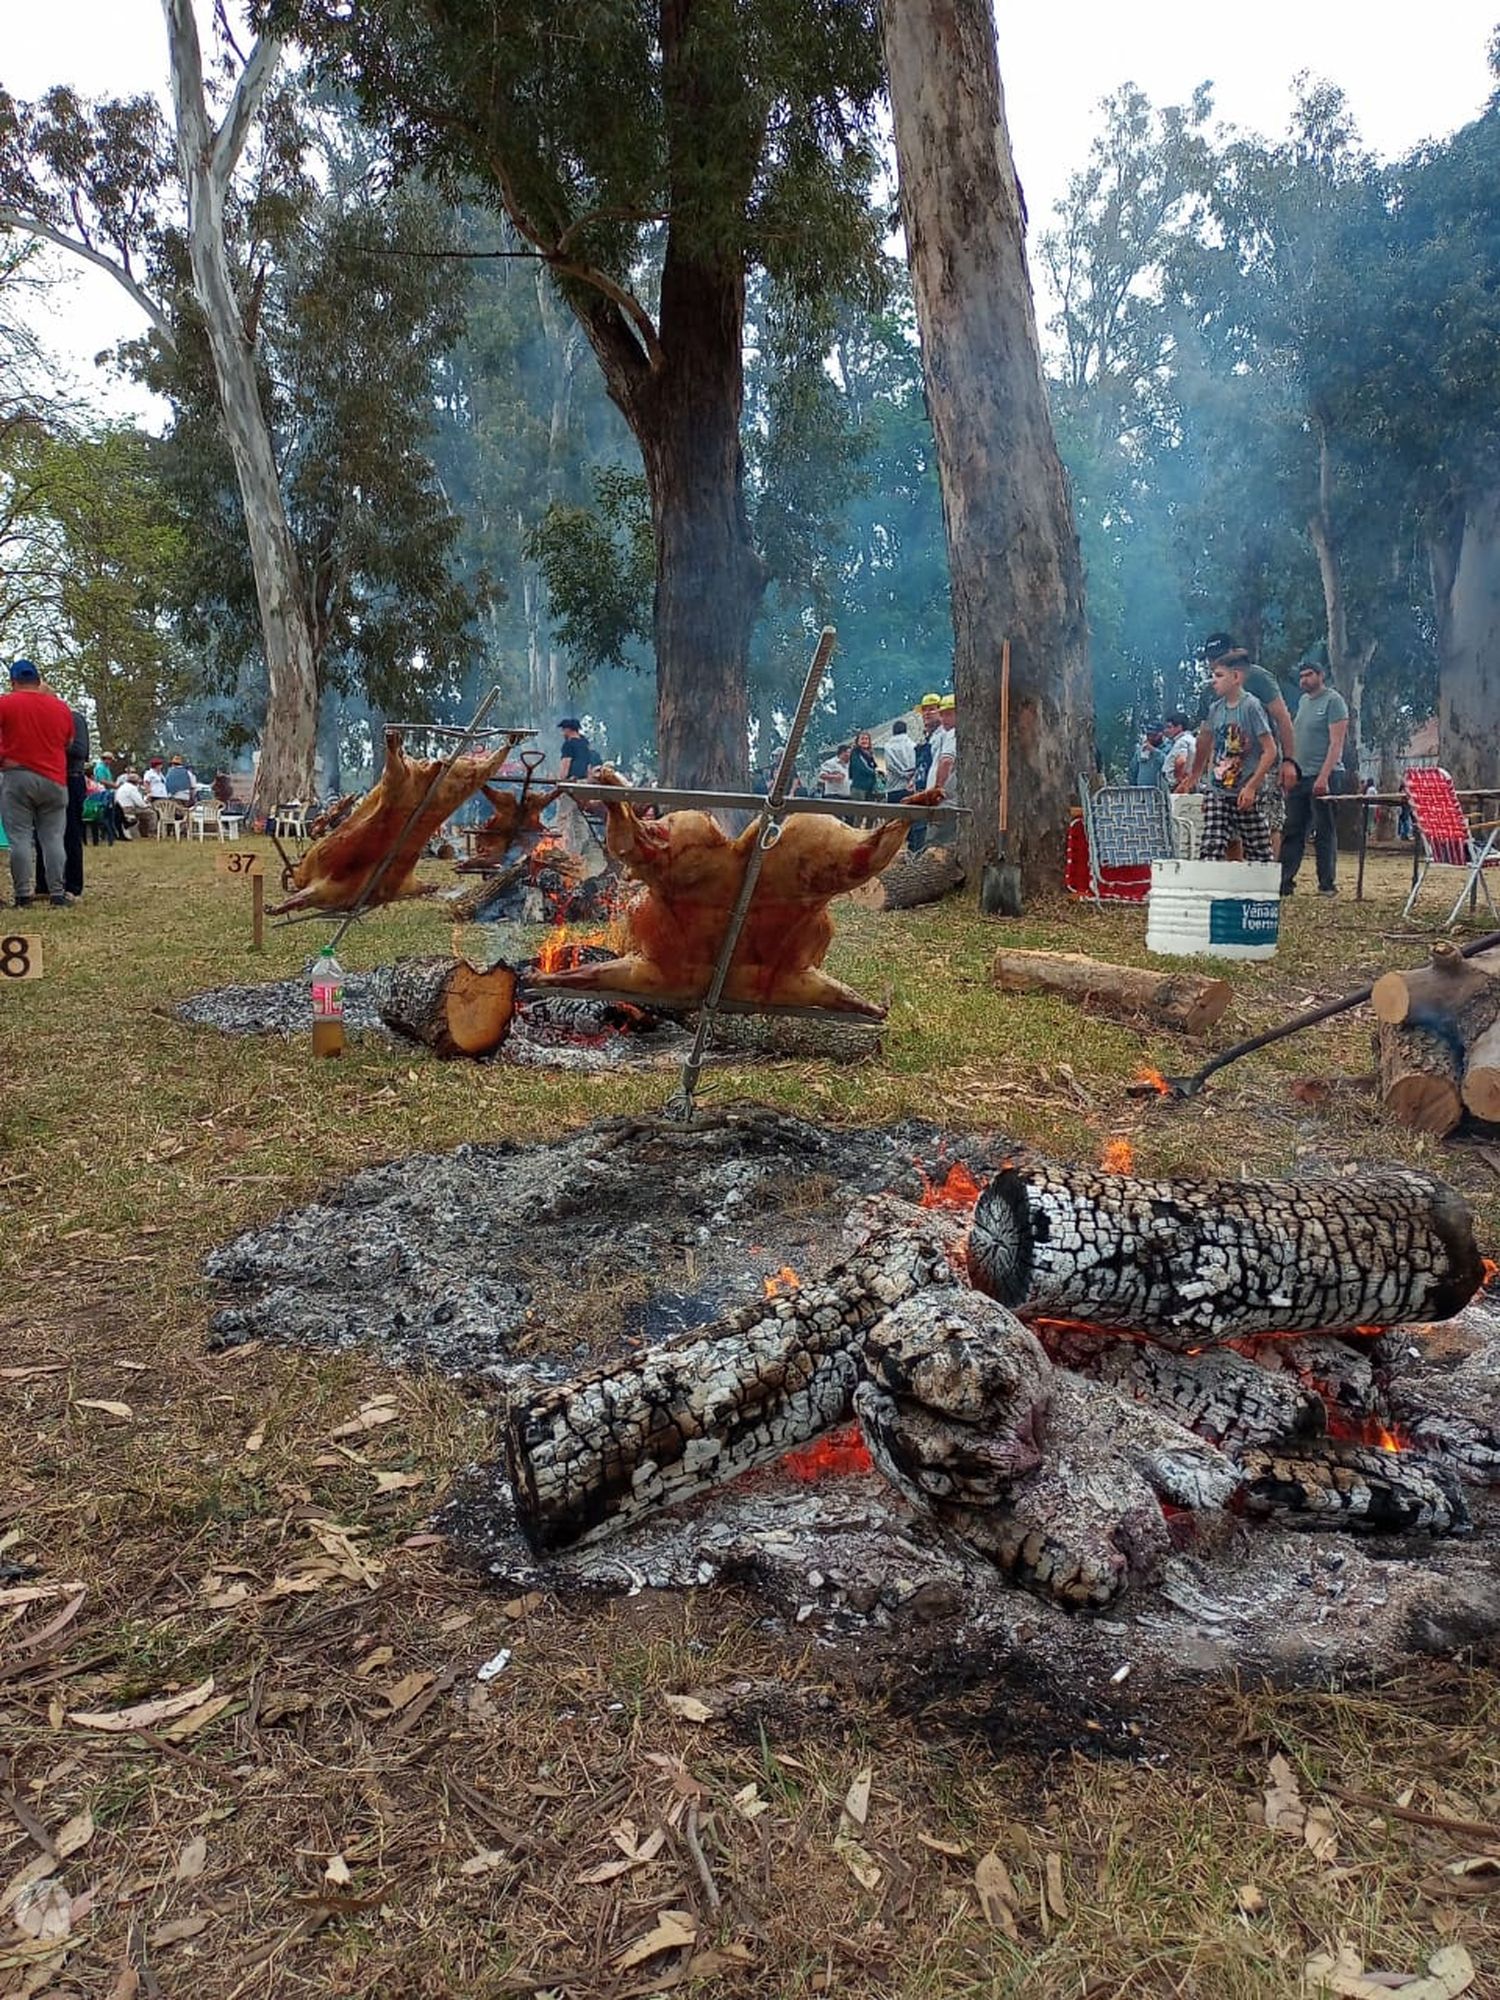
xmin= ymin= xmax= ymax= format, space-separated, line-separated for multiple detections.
xmin=176 ymin=965 xmax=394 ymax=1037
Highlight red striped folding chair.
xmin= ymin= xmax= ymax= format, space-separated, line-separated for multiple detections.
xmin=1401 ymin=766 xmax=1500 ymax=923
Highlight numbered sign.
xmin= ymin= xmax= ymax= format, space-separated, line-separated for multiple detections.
xmin=215 ymin=850 xmax=265 ymax=878
xmin=0 ymin=934 xmax=42 ymax=981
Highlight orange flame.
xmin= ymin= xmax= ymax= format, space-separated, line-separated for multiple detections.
xmin=762 ymin=1266 xmax=801 ymax=1297
xmin=1483 ymin=1257 xmax=1498 ymax=1288
xmin=1099 ymin=1135 xmax=1135 ymax=1174
xmin=1135 ymin=1068 xmax=1172 ymax=1097
xmin=780 ymin=1424 xmax=874 ymax=1482
xmin=917 ymin=1161 xmax=983 ymax=1211
xmin=533 ymin=927 xmax=607 ymax=975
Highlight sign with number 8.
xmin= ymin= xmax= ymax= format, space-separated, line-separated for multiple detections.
xmin=0 ymin=934 xmax=42 ymax=980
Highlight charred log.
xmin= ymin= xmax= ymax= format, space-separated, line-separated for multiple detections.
xmin=1376 ymin=1021 xmax=1464 ymax=1136
xmin=990 ymin=949 xmax=1232 ymax=1035
xmin=505 ymin=1199 xmax=962 ymax=1552
xmin=380 ymin=956 xmax=518 ymax=1059
xmin=1038 ymin=1325 xmax=1326 ymax=1449
xmin=1236 ymin=1442 xmax=1469 ymax=1536
xmin=967 ymin=1163 xmax=1483 ymax=1344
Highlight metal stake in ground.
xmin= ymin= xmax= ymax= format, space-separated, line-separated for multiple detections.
xmin=662 ymin=626 xmax=837 ymax=1122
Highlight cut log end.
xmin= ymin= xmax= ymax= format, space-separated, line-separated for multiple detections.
xmin=990 ymin=949 xmax=1232 ymax=1035
xmin=848 ymin=844 xmax=963 ymax=911
xmin=1376 ymin=1021 xmax=1463 ymax=1136
xmin=380 ymin=956 xmax=518 ymax=1059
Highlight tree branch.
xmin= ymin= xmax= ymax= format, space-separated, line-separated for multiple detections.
xmin=0 ymin=209 xmax=177 ymax=352
xmin=211 ymin=35 xmax=283 ymax=190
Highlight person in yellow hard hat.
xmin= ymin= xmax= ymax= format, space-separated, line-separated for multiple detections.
xmin=910 ymin=694 xmax=945 ymax=850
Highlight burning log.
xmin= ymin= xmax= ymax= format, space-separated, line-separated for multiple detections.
xmin=525 ymin=768 xmax=945 ymax=1015
xmin=1037 ymin=1325 xmax=1326 ymax=1449
xmin=268 ymin=731 xmax=516 ymax=915
xmin=1376 ymin=1022 xmax=1463 ymax=1136
xmin=847 ymin=844 xmax=964 ymax=912
xmin=990 ymin=949 xmax=1233 ymax=1036
xmin=966 ymin=1163 xmax=1484 ymax=1345
xmin=505 ymin=1199 xmax=961 ymax=1552
xmin=1236 ymin=1441 xmax=1469 ymax=1536
xmin=380 ymin=955 xmax=518 ymax=1059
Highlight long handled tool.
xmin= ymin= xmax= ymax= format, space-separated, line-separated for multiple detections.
xmin=979 ymin=638 xmax=1023 ymax=917
xmin=1126 ymin=924 xmax=1500 ymax=1100
xmin=661 ymin=626 xmax=836 ymax=1122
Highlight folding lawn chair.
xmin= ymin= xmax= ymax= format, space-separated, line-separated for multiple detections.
xmin=1400 ymin=766 xmax=1500 ymax=924
xmin=1076 ymin=773 xmax=1176 ymax=904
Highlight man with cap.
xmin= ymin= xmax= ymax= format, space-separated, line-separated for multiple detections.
xmin=1129 ymin=723 xmax=1167 ymax=788
xmin=0 ymin=660 xmax=75 ymax=908
xmin=1280 ymin=647 xmax=1349 ymax=897
xmin=909 ymin=694 xmax=944 ymax=850
xmin=1199 ymin=634 xmax=1296 ymax=854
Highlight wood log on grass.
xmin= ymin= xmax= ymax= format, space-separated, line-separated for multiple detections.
xmin=505 ymin=1197 xmax=963 ymax=1552
xmin=990 ymin=948 xmax=1232 ymax=1034
xmin=697 ymin=1008 xmax=884 ymax=1064
xmin=847 ymin=844 xmax=963 ymax=912
xmin=966 ymin=1162 xmax=1483 ymax=1344
xmin=1370 ymin=941 xmax=1500 ymax=1037
xmin=1376 ymin=1021 xmax=1463 ymax=1136
xmin=1460 ymin=1015 xmax=1500 ymax=1122
xmin=380 ymin=955 xmax=518 ymax=1059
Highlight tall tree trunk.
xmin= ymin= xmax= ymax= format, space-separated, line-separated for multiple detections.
xmin=1307 ymin=415 xmax=1366 ymax=775
xmin=161 ymin=0 xmax=318 ymax=810
xmin=879 ymin=0 xmax=1092 ymax=895
xmin=1429 ymin=488 xmax=1500 ymax=790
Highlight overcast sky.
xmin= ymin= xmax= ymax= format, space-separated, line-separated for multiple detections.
xmin=6 ymin=0 xmax=1498 ymax=417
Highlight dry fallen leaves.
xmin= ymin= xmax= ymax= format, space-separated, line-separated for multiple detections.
xmin=661 ymin=1692 xmax=713 ymax=1724
xmin=377 ymin=1671 xmax=434 ymax=1714
xmin=175 ymin=1835 xmax=208 ymax=1882
xmin=11 ymin=1875 xmax=72 ymax=1943
xmin=974 ymin=1851 xmax=1021 ymax=1939
xmin=1263 ymin=1753 xmax=1338 ymax=1861
xmin=615 ymin=1909 xmax=696 ymax=1972
xmin=1236 ymin=1881 xmax=1268 ymax=1918
xmin=1303 ymin=1942 xmax=1475 ymax=1999
xmin=72 ymin=1398 xmax=133 ymax=1420
xmin=147 ymin=1914 xmax=209 ymax=1949
xmin=68 ymin=1675 xmax=215 ymax=1733
xmin=329 ymin=1397 xmax=400 ymax=1440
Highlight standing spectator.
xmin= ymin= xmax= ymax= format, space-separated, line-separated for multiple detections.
xmin=909 ymin=695 xmax=943 ymax=851
xmin=848 ymin=731 xmax=879 ymax=803
xmin=1161 ymin=713 xmax=1196 ymax=790
xmin=816 ymin=744 xmax=852 ymax=796
xmin=1280 ymin=651 xmax=1350 ymax=898
xmin=164 ymin=755 xmax=197 ymax=804
xmin=1178 ymin=654 xmax=1277 ymax=862
xmin=930 ymin=697 xmax=957 ymax=799
xmin=42 ymin=701 xmax=91 ymax=898
xmin=1199 ymin=634 xmax=1296 ymax=856
xmin=0 ymin=659 xmax=75 ymax=909
xmin=113 ymin=769 xmax=158 ymax=839
xmin=1129 ymin=724 xmax=1166 ymax=788
xmin=884 ymin=719 xmax=916 ymax=802
xmin=211 ymin=770 xmax=236 ymax=807
xmin=556 ymin=717 xmax=595 ymax=780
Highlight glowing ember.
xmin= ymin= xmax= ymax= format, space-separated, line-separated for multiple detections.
xmin=1135 ymin=1068 xmax=1172 ymax=1098
xmin=1099 ymin=1135 xmax=1135 ymax=1174
xmin=780 ymin=1424 xmax=874 ymax=1482
xmin=917 ymin=1161 xmax=984 ymax=1211
xmin=533 ymin=928 xmax=607 ymax=975
xmin=1483 ymin=1257 xmax=1498 ymax=1289
xmin=762 ymin=1266 xmax=802 ymax=1298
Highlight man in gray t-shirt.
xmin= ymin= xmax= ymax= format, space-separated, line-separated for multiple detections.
xmin=1281 ymin=653 xmax=1350 ymax=896
xmin=1199 ymin=633 xmax=1297 ymax=844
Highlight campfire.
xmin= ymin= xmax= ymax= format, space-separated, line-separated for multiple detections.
xmin=204 ymin=1111 xmax=1500 ymax=1684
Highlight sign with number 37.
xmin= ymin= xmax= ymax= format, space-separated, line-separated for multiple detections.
xmin=0 ymin=934 xmax=42 ymax=981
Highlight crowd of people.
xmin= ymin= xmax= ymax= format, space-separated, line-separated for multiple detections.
xmin=1125 ymin=634 xmax=1351 ymax=897
xmin=0 ymin=655 xmax=238 ymax=908
xmin=806 ymin=693 xmax=957 ymax=850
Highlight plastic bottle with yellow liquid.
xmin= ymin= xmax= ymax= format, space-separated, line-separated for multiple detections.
xmin=310 ymin=944 xmax=346 ymax=1058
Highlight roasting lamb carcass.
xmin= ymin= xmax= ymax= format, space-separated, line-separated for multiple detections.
xmin=267 ymin=731 xmax=521 ymax=915
xmin=525 ymin=769 xmax=944 ymax=1015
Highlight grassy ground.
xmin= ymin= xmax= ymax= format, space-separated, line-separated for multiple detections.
xmin=1 ymin=838 xmax=1497 ymax=2000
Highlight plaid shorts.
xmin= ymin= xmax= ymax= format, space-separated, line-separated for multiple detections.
xmin=1261 ymin=778 xmax=1286 ymax=833
xmin=1201 ymin=791 xmax=1272 ymax=863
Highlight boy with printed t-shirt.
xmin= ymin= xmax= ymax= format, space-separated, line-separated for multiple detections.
xmin=1177 ymin=655 xmax=1278 ymax=862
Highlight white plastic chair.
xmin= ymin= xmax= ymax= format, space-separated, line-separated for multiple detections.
xmin=186 ymin=803 xmax=215 ymax=842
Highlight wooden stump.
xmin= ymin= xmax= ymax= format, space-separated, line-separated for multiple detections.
xmin=1376 ymin=1021 xmax=1463 ymax=1136
xmin=848 ymin=844 xmax=963 ymax=911
xmin=966 ymin=1161 xmax=1483 ymax=1342
xmin=990 ymin=948 xmax=1232 ymax=1034
xmin=380 ymin=955 xmax=518 ymax=1059
xmin=1372 ymin=941 xmax=1500 ymax=1041
xmin=1460 ymin=1016 xmax=1500 ymax=1122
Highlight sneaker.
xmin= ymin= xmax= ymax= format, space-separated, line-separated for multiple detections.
xmin=13 ymin=896 xmax=34 ymax=908
xmin=1317 ymin=886 xmax=1338 ymax=898
xmin=48 ymin=894 xmax=75 ymax=908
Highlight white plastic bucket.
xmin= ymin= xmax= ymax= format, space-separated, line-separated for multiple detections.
xmin=1147 ymin=858 xmax=1281 ymax=960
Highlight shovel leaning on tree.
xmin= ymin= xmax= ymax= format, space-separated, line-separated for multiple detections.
xmin=980 ymin=637 xmax=1024 ymax=917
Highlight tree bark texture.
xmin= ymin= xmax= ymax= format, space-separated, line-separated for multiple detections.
xmin=1307 ymin=416 xmax=1371 ymax=774
xmin=505 ymin=1198 xmax=962 ymax=1552
xmin=1375 ymin=1021 xmax=1464 ymax=1136
xmin=1371 ymin=941 xmax=1500 ymax=1037
xmin=380 ymin=955 xmax=518 ymax=1059
xmin=966 ymin=1163 xmax=1483 ymax=1342
xmin=847 ymin=844 xmax=964 ymax=911
xmin=879 ymin=0 xmax=1093 ymax=899
xmin=1461 ymin=1016 xmax=1500 ymax=1122
xmin=989 ymin=948 xmax=1232 ymax=1035
xmin=1429 ymin=488 xmax=1500 ymax=790
xmin=161 ymin=3 xmax=319 ymax=810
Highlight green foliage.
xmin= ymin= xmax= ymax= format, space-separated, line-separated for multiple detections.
xmin=527 ymin=464 xmax=655 ymax=676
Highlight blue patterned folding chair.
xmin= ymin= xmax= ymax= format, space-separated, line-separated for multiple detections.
xmin=1077 ymin=774 xmax=1177 ymax=904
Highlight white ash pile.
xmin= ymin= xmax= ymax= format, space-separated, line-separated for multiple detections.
xmin=175 ymin=965 xmax=395 ymax=1037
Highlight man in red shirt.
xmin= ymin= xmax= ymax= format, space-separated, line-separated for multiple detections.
xmin=0 ymin=659 xmax=76 ymax=908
